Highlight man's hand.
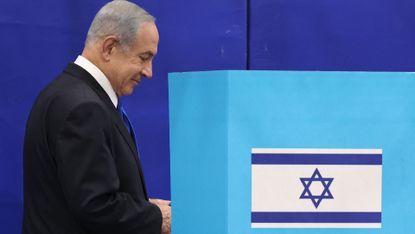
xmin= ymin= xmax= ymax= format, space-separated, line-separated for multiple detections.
xmin=150 ymin=199 xmax=171 ymax=234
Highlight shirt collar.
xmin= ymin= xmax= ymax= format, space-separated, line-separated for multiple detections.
xmin=74 ymin=55 xmax=118 ymax=107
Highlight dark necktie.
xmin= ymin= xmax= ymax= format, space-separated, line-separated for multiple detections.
xmin=117 ymin=101 xmax=137 ymax=147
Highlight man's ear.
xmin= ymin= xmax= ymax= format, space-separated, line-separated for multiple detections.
xmin=100 ymin=36 xmax=118 ymax=62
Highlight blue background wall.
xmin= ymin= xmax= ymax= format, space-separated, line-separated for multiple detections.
xmin=0 ymin=0 xmax=414 ymax=233
xmin=249 ymin=0 xmax=415 ymax=71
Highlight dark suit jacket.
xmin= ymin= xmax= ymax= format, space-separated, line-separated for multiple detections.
xmin=22 ymin=63 xmax=162 ymax=234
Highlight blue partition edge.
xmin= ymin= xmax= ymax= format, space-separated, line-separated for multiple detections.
xmin=169 ymin=71 xmax=230 ymax=234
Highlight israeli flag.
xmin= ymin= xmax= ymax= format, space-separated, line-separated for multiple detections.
xmin=251 ymin=148 xmax=382 ymax=228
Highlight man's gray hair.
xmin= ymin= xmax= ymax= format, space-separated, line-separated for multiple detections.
xmin=86 ymin=0 xmax=155 ymax=51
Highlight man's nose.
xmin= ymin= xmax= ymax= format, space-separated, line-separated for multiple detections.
xmin=142 ymin=62 xmax=153 ymax=79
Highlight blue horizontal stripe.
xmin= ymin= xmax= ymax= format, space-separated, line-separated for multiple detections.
xmin=251 ymin=212 xmax=381 ymax=223
xmin=252 ymin=154 xmax=382 ymax=165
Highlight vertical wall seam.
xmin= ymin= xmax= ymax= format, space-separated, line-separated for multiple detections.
xmin=246 ymin=0 xmax=251 ymax=70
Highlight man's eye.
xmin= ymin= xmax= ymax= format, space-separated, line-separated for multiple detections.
xmin=140 ymin=56 xmax=150 ymax=62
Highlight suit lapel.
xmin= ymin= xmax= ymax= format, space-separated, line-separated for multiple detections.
xmin=63 ymin=63 xmax=149 ymax=198
xmin=110 ymin=111 xmax=150 ymax=199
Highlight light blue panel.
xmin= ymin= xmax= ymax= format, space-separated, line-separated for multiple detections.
xmin=227 ymin=71 xmax=415 ymax=234
xmin=169 ymin=70 xmax=415 ymax=234
xmin=169 ymin=72 xmax=230 ymax=234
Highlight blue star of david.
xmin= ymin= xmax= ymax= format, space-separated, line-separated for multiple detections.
xmin=299 ymin=168 xmax=334 ymax=208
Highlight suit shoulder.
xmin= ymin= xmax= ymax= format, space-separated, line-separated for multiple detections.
xmin=51 ymin=74 xmax=102 ymax=105
xmin=28 ymin=69 xmax=113 ymax=134
xmin=32 ymin=68 xmax=110 ymax=114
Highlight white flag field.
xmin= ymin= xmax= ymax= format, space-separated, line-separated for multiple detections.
xmin=251 ymin=148 xmax=382 ymax=228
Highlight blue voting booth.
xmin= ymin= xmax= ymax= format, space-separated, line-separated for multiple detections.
xmin=168 ymin=71 xmax=415 ymax=233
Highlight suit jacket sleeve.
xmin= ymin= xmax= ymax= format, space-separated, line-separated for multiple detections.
xmin=53 ymin=101 xmax=162 ymax=234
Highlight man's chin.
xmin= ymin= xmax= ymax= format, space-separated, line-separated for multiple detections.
xmin=120 ymin=88 xmax=135 ymax=97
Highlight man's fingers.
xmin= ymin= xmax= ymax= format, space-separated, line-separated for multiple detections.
xmin=159 ymin=204 xmax=171 ymax=234
xmin=149 ymin=198 xmax=171 ymax=206
xmin=158 ymin=199 xmax=171 ymax=205
xmin=150 ymin=199 xmax=171 ymax=233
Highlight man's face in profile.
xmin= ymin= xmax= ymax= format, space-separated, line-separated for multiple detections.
xmin=109 ymin=22 xmax=159 ymax=97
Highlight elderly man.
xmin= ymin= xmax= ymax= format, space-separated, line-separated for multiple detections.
xmin=22 ymin=1 xmax=170 ymax=233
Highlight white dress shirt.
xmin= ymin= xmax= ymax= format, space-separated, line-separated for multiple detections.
xmin=74 ymin=55 xmax=118 ymax=107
